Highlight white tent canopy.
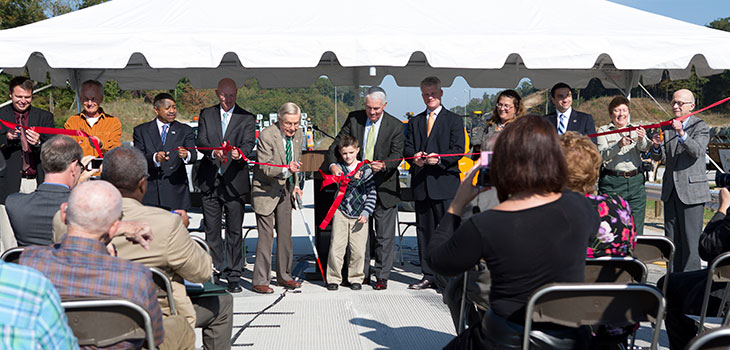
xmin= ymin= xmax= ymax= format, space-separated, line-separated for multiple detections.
xmin=0 ymin=0 xmax=729 ymax=91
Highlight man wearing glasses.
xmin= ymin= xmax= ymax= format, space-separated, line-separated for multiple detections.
xmin=651 ymin=89 xmax=711 ymax=272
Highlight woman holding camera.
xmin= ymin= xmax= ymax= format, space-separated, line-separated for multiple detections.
xmin=429 ymin=115 xmax=599 ymax=349
xmin=485 ymin=90 xmax=525 ymax=134
xmin=596 ymin=96 xmax=651 ymax=235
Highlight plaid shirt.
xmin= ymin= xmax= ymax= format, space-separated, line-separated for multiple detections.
xmin=0 ymin=260 xmax=78 ymax=349
xmin=336 ymin=161 xmax=377 ymax=219
xmin=20 ymin=236 xmax=164 ymax=349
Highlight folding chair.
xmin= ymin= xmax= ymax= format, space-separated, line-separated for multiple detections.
xmin=523 ymin=283 xmax=665 ymax=350
xmin=0 ymin=246 xmax=24 ymax=263
xmin=190 ymin=235 xmax=215 ymax=283
xmin=687 ymin=326 xmax=730 ymax=350
xmin=149 ymin=267 xmax=176 ymax=316
xmin=585 ymin=256 xmax=648 ymax=283
xmin=633 ymin=236 xmax=675 ymax=295
xmin=62 ymin=297 xmax=155 ymax=348
xmin=696 ymin=252 xmax=730 ymax=334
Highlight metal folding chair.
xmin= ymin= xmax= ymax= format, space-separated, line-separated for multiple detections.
xmin=633 ymin=235 xmax=675 ymax=295
xmin=62 ymin=297 xmax=156 ymax=348
xmin=149 ymin=267 xmax=176 ymax=316
xmin=0 ymin=246 xmax=24 ymax=263
xmin=585 ymin=256 xmax=648 ymax=283
xmin=190 ymin=235 xmax=215 ymax=283
xmin=696 ymin=252 xmax=730 ymax=334
xmin=523 ymin=283 xmax=665 ymax=350
xmin=687 ymin=326 xmax=730 ymax=350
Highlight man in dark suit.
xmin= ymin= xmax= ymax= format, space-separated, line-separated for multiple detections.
xmin=6 ymin=135 xmax=84 ymax=246
xmin=544 ymin=82 xmax=596 ymax=143
xmin=404 ymin=76 xmax=465 ymax=290
xmin=133 ymin=93 xmax=197 ymax=211
xmin=651 ymin=89 xmax=711 ymax=272
xmin=195 ymin=78 xmax=256 ymax=293
xmin=0 ymin=77 xmax=55 ymax=203
xmin=325 ymin=87 xmax=404 ymax=290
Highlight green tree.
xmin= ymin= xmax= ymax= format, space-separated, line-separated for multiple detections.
xmin=0 ymin=0 xmax=46 ymax=29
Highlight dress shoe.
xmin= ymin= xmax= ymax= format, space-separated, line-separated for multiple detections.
xmin=279 ymin=279 xmax=302 ymax=289
xmin=227 ymin=281 xmax=243 ymax=293
xmin=252 ymin=285 xmax=274 ymax=294
xmin=350 ymin=283 xmax=362 ymax=290
xmin=326 ymin=283 xmax=339 ymax=291
xmin=374 ymin=279 xmax=388 ymax=290
xmin=408 ymin=279 xmax=433 ymax=290
xmin=363 ymin=277 xmax=370 ymax=286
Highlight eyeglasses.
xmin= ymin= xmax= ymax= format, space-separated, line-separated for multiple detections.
xmin=497 ymin=103 xmax=514 ymax=110
xmin=671 ymin=100 xmax=693 ymax=107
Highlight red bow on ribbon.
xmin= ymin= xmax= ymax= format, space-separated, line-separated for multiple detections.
xmin=0 ymin=119 xmax=103 ymax=157
xmin=318 ymin=161 xmax=367 ymax=230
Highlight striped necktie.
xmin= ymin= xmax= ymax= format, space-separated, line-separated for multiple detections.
xmin=161 ymin=124 xmax=169 ymax=145
xmin=557 ymin=113 xmax=567 ymax=135
xmin=286 ymin=137 xmax=293 ymax=186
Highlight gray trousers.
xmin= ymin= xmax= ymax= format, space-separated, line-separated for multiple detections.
xmin=363 ymin=204 xmax=397 ymax=281
xmin=664 ymin=188 xmax=704 ymax=272
xmin=193 ymin=293 xmax=234 ymax=350
xmin=252 ymin=185 xmax=294 ymax=286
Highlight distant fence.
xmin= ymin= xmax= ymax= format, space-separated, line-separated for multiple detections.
xmin=645 ymin=183 xmax=720 ymax=213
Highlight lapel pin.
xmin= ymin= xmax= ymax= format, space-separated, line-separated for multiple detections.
xmin=171 ymin=130 xmax=176 ymax=135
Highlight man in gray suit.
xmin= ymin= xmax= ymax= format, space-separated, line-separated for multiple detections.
xmin=651 ymin=89 xmax=711 ymax=272
xmin=250 ymin=102 xmax=303 ymax=294
xmin=6 ymin=135 xmax=85 ymax=246
xmin=325 ymin=87 xmax=404 ymax=290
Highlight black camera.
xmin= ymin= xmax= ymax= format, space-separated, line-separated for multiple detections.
xmin=477 ymin=151 xmax=492 ymax=187
xmin=717 ymin=172 xmax=730 ymax=188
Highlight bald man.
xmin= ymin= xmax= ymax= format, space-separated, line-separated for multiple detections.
xmin=19 ymin=181 xmax=193 ymax=349
xmin=650 ymin=89 xmax=711 ymax=272
xmin=195 ymin=78 xmax=256 ymax=293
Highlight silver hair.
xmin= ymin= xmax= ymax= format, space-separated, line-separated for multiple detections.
xmin=66 ymin=180 xmax=122 ymax=236
xmin=278 ymin=102 xmax=301 ymax=117
xmin=366 ymin=86 xmax=387 ymax=103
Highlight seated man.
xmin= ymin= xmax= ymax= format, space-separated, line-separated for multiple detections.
xmin=19 ymin=180 xmax=193 ymax=350
xmin=659 ymin=187 xmax=730 ymax=350
xmin=0 ymin=259 xmax=78 ymax=348
xmin=101 ymin=145 xmax=233 ymax=350
xmin=6 ymin=135 xmax=89 ymax=246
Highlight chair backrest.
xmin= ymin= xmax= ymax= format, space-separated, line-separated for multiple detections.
xmin=0 ymin=246 xmax=24 ymax=263
xmin=523 ymin=283 xmax=664 ymax=350
xmin=698 ymin=252 xmax=730 ymax=331
xmin=633 ymin=235 xmax=675 ymax=295
xmin=190 ymin=236 xmax=211 ymax=255
xmin=149 ymin=267 xmax=176 ymax=316
xmin=62 ymin=297 xmax=155 ymax=348
xmin=585 ymin=257 xmax=647 ymax=283
xmin=687 ymin=326 xmax=730 ymax=350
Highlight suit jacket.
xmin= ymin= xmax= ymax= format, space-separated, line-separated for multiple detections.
xmin=6 ymin=183 xmax=69 ymax=246
xmin=0 ymin=105 xmax=54 ymax=204
xmin=251 ymin=124 xmax=303 ymax=216
xmin=133 ymin=119 xmax=198 ymax=210
xmin=324 ymin=110 xmax=404 ymax=209
xmin=112 ymin=198 xmax=212 ymax=329
xmin=650 ymin=115 xmax=711 ymax=205
xmin=545 ymin=109 xmax=597 ymax=143
xmin=194 ymin=104 xmax=256 ymax=197
xmin=403 ymin=106 xmax=465 ymax=201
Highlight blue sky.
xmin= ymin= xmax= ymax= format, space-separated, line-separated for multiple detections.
xmin=378 ymin=0 xmax=730 ymax=119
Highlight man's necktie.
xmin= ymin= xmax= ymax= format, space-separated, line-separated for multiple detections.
xmin=558 ymin=113 xmax=567 ymax=135
xmin=161 ymin=124 xmax=169 ymax=145
xmin=427 ymin=111 xmax=436 ymax=137
xmin=15 ymin=112 xmax=33 ymax=175
xmin=286 ymin=137 xmax=293 ymax=186
xmin=364 ymin=124 xmax=376 ymax=161
xmin=221 ymin=112 xmax=229 ymax=137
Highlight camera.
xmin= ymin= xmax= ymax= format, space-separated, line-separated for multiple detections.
xmin=477 ymin=151 xmax=492 ymax=187
xmin=86 ymin=158 xmax=103 ymax=171
xmin=717 ymin=172 xmax=730 ymax=188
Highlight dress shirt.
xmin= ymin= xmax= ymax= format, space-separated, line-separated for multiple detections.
xmin=64 ymin=108 xmax=122 ymax=156
xmin=152 ymin=119 xmax=191 ymax=167
xmin=678 ymin=118 xmax=689 ymax=143
xmin=596 ymin=122 xmax=651 ymax=172
xmin=20 ymin=235 xmax=165 ymax=349
xmin=362 ymin=116 xmax=383 ymax=159
xmin=558 ymin=107 xmax=573 ymax=123
xmin=0 ymin=260 xmax=78 ymax=349
xmin=280 ymin=129 xmax=296 ymax=179
xmin=427 ymin=105 xmax=443 ymax=125
xmin=220 ymin=106 xmax=234 ymax=133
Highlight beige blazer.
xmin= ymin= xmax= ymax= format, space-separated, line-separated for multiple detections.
xmin=252 ymin=124 xmax=303 ymax=216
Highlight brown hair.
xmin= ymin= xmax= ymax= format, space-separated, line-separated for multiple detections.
xmin=489 ymin=89 xmax=525 ymax=126
xmin=560 ymin=131 xmax=601 ymax=194
xmin=492 ymin=114 xmax=567 ymax=202
xmin=608 ymin=96 xmax=630 ymax=114
xmin=337 ymin=134 xmax=359 ymax=152
xmin=9 ymin=77 xmax=33 ymax=93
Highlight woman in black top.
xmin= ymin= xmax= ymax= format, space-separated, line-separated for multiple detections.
xmin=428 ymin=115 xmax=600 ymax=349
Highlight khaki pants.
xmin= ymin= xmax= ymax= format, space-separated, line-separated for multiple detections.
xmin=158 ymin=314 xmax=195 ymax=350
xmin=326 ymin=210 xmax=368 ymax=285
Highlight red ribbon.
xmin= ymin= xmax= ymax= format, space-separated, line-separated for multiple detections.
xmin=318 ymin=161 xmax=367 ymax=230
xmin=0 ymin=119 xmax=103 ymax=157
xmin=178 ymin=141 xmax=288 ymax=168
xmin=588 ymin=96 xmax=730 ymax=138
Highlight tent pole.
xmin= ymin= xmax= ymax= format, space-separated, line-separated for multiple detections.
xmin=353 ymin=69 xmax=360 ymax=110
xmin=71 ymin=69 xmax=82 ymax=114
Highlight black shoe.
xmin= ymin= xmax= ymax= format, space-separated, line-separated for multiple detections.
xmin=326 ymin=283 xmax=339 ymax=291
xmin=227 ymin=281 xmax=243 ymax=293
xmin=350 ymin=283 xmax=362 ymax=290
xmin=408 ymin=278 xmax=433 ymax=290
